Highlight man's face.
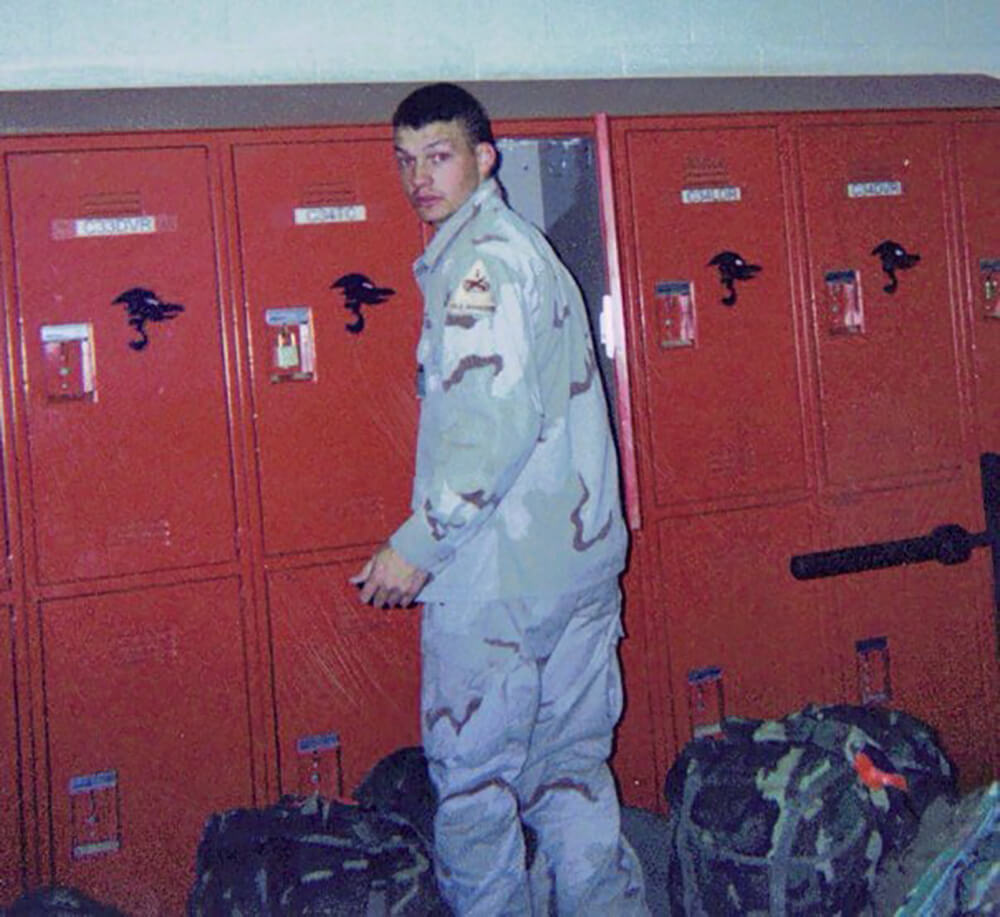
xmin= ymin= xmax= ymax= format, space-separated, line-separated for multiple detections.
xmin=393 ymin=119 xmax=496 ymax=227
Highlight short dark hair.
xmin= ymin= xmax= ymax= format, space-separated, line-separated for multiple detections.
xmin=392 ymin=82 xmax=495 ymax=147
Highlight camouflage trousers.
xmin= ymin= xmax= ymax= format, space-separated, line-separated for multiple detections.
xmin=420 ymin=579 xmax=649 ymax=916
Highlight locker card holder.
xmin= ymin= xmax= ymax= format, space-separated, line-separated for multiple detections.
xmin=41 ymin=323 xmax=97 ymax=402
xmin=296 ymin=730 xmax=344 ymax=799
xmin=266 ymin=307 xmax=316 ymax=383
xmin=655 ymin=281 xmax=696 ymax=348
xmin=69 ymin=770 xmax=121 ymax=859
xmin=824 ymin=269 xmax=865 ymax=336
xmin=855 ymin=636 xmax=892 ymax=706
xmin=980 ymin=258 xmax=1000 ymax=319
xmin=687 ymin=665 xmax=725 ymax=739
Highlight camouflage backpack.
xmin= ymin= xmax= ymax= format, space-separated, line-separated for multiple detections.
xmin=662 ymin=703 xmax=955 ymax=916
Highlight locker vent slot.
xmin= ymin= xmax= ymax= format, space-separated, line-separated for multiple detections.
xmin=847 ymin=160 xmax=897 ymax=183
xmin=683 ymin=155 xmax=730 ymax=187
xmin=79 ymin=190 xmax=143 ymax=217
xmin=300 ymin=182 xmax=355 ymax=207
xmin=112 ymin=626 xmax=179 ymax=667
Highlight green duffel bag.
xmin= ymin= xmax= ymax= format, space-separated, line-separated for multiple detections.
xmin=663 ymin=704 xmax=955 ymax=916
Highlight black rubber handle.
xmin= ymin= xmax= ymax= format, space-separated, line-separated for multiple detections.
xmin=790 ymin=524 xmax=975 ymax=580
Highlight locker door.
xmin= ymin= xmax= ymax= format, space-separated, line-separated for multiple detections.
xmin=955 ymin=117 xmax=1000 ymax=451
xmin=823 ymin=476 xmax=995 ymax=787
xmin=267 ymin=562 xmax=421 ymax=798
xmin=7 ymin=147 xmax=237 ymax=584
xmin=41 ymin=580 xmax=251 ymax=916
xmin=232 ymin=138 xmax=423 ymax=557
xmin=620 ymin=124 xmax=809 ymax=511
xmin=612 ymin=119 xmax=829 ymax=743
xmin=797 ymin=121 xmax=965 ymax=487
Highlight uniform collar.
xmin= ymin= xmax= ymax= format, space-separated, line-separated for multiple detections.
xmin=415 ymin=177 xmax=502 ymax=275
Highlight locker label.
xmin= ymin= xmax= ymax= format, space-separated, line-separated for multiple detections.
xmin=69 ymin=770 xmax=121 ymax=859
xmin=846 ymin=180 xmax=903 ymax=199
xmin=680 ymin=186 xmax=741 ymax=205
xmin=654 ymin=281 xmax=696 ymax=348
xmin=41 ymin=323 xmax=96 ymax=401
xmin=293 ymin=204 xmax=367 ymax=225
xmin=50 ymin=214 xmax=178 ymax=240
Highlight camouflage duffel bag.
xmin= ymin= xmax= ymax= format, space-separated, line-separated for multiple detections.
xmin=187 ymin=793 xmax=448 ymax=916
xmin=663 ymin=703 xmax=955 ymax=916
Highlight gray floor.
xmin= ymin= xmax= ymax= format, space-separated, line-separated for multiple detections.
xmin=622 ymin=806 xmax=673 ymax=916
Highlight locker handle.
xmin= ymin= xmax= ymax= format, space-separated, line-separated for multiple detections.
xmin=707 ymin=250 xmax=761 ymax=306
xmin=870 ymin=240 xmax=920 ymax=295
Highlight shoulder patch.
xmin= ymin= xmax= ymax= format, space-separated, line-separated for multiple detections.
xmin=447 ymin=259 xmax=497 ymax=313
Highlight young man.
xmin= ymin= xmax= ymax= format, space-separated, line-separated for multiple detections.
xmin=352 ymin=83 xmax=647 ymax=916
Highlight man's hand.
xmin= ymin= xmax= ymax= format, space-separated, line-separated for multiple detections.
xmin=350 ymin=544 xmax=429 ymax=608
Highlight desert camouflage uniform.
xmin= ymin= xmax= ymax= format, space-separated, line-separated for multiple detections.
xmin=390 ymin=177 xmax=646 ymax=915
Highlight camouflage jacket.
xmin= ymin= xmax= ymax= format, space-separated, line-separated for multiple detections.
xmin=390 ymin=178 xmax=627 ymax=600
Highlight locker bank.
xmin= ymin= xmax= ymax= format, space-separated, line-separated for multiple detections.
xmin=0 ymin=76 xmax=996 ymax=914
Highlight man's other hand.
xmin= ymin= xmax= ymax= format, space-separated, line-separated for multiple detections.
xmin=350 ymin=544 xmax=429 ymax=608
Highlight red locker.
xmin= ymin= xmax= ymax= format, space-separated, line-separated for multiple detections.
xmin=266 ymin=562 xmax=421 ymax=798
xmin=617 ymin=122 xmax=810 ymax=513
xmin=652 ymin=503 xmax=830 ymax=743
xmin=39 ymin=579 xmax=252 ymax=915
xmin=955 ymin=116 xmax=1000 ymax=451
xmin=821 ymin=478 xmax=995 ymax=787
xmin=231 ymin=136 xmax=423 ymax=558
xmin=1 ymin=606 xmax=22 ymax=903
xmin=797 ymin=119 xmax=967 ymax=488
xmin=6 ymin=146 xmax=237 ymax=584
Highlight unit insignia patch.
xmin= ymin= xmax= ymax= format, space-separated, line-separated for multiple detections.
xmin=448 ymin=260 xmax=496 ymax=313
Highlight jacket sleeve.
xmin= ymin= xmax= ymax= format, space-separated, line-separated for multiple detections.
xmin=390 ymin=253 xmax=544 ymax=574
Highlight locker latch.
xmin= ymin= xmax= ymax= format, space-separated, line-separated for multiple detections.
xmin=69 ymin=770 xmax=121 ymax=859
xmin=41 ymin=323 xmax=97 ymax=402
xmin=981 ymin=258 xmax=1000 ymax=320
xmin=266 ymin=307 xmax=316 ymax=383
xmin=332 ymin=273 xmax=395 ymax=335
xmin=824 ymin=270 xmax=864 ymax=336
xmin=655 ymin=281 xmax=696 ymax=348
xmin=296 ymin=730 xmax=344 ymax=799
xmin=687 ymin=665 xmax=725 ymax=739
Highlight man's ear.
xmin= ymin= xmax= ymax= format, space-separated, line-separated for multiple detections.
xmin=475 ymin=142 xmax=497 ymax=179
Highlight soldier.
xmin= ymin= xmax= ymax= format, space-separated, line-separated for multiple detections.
xmin=352 ymin=82 xmax=647 ymax=916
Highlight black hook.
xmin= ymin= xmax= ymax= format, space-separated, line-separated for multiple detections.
xmin=871 ymin=240 xmax=920 ymax=294
xmin=332 ymin=273 xmax=395 ymax=334
xmin=112 ymin=287 xmax=184 ymax=350
xmin=708 ymin=251 xmax=761 ymax=306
